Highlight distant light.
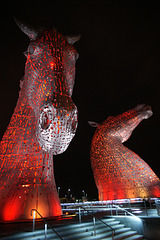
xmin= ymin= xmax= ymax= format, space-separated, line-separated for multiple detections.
xmin=132 ymin=210 xmax=142 ymax=214
xmin=22 ymin=184 xmax=30 ymax=187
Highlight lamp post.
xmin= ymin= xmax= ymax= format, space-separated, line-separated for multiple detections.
xmin=58 ymin=187 xmax=60 ymax=197
xmin=82 ymin=190 xmax=85 ymax=197
xmin=68 ymin=188 xmax=71 ymax=200
xmin=82 ymin=190 xmax=87 ymax=202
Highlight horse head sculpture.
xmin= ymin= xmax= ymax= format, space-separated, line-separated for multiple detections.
xmin=0 ymin=19 xmax=80 ymax=221
xmin=16 ymin=19 xmax=80 ymax=154
xmin=89 ymin=104 xmax=160 ymax=200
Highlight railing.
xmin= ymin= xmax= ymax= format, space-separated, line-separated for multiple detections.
xmin=112 ymin=204 xmax=137 ymax=217
xmin=61 ymin=198 xmax=159 ymax=217
xmin=31 ymin=209 xmax=63 ymax=240
xmin=112 ymin=204 xmax=146 ymax=223
xmin=76 ymin=205 xmax=115 ymax=240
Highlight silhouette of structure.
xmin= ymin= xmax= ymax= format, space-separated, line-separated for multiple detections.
xmin=0 ymin=20 xmax=80 ymax=221
xmin=89 ymin=105 xmax=160 ymax=200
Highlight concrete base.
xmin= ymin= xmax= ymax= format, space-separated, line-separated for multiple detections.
xmin=142 ymin=217 xmax=160 ymax=240
xmin=113 ymin=216 xmax=160 ymax=240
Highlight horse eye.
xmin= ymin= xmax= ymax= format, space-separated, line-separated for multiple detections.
xmin=28 ymin=45 xmax=36 ymax=54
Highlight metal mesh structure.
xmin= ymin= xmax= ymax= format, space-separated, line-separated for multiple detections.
xmin=90 ymin=104 xmax=160 ymax=200
xmin=0 ymin=21 xmax=80 ymax=221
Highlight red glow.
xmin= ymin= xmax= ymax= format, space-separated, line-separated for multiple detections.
xmin=50 ymin=61 xmax=55 ymax=69
xmin=3 ymin=197 xmax=22 ymax=221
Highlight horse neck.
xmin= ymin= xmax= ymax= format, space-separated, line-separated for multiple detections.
xmin=0 ymin=90 xmax=41 ymax=159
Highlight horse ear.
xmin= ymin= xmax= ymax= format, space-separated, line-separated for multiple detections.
xmin=14 ymin=17 xmax=39 ymax=40
xmin=65 ymin=34 xmax=81 ymax=45
xmin=88 ymin=121 xmax=99 ymax=128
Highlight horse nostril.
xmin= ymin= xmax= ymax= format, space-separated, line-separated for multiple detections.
xmin=40 ymin=105 xmax=54 ymax=130
xmin=41 ymin=112 xmax=50 ymax=130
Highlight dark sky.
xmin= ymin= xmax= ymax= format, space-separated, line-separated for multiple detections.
xmin=0 ymin=1 xmax=160 ymax=199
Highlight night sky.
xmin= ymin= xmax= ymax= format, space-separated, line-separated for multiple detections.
xmin=0 ymin=1 xmax=160 ymax=200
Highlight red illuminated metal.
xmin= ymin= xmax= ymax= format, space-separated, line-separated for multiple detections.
xmin=0 ymin=20 xmax=80 ymax=221
xmin=90 ymin=104 xmax=160 ymax=200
